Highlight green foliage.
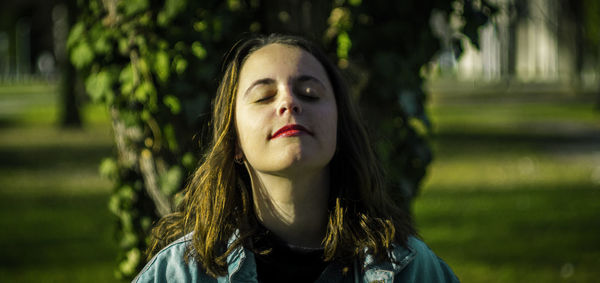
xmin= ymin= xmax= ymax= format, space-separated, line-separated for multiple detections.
xmin=330 ymin=1 xmax=442 ymax=201
xmin=328 ymin=0 xmax=495 ymax=201
xmin=85 ymin=70 xmax=115 ymax=103
xmin=160 ymin=165 xmax=183 ymax=195
xmin=336 ymin=32 xmax=352 ymax=59
xmin=70 ymin=0 xmax=261 ymax=279
xmin=99 ymin=158 xmax=118 ymax=180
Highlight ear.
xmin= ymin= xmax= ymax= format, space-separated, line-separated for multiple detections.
xmin=234 ymin=142 xmax=244 ymax=160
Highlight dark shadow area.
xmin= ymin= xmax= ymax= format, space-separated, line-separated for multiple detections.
xmin=0 ymin=118 xmax=19 ymax=128
xmin=432 ymin=129 xmax=600 ymax=156
xmin=0 ymin=144 xmax=113 ymax=169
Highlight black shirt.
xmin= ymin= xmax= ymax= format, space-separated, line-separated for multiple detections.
xmin=252 ymin=230 xmax=329 ymax=283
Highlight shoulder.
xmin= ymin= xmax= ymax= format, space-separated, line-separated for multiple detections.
xmin=133 ymin=233 xmax=215 ymax=283
xmin=393 ymin=236 xmax=460 ymax=283
xmin=362 ymin=236 xmax=459 ymax=283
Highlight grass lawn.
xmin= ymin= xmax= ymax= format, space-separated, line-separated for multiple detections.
xmin=0 ymin=82 xmax=121 ymax=282
xmin=1 ymin=82 xmax=599 ymax=282
xmin=415 ymin=94 xmax=600 ymax=282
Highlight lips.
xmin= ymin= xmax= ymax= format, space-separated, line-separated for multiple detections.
xmin=270 ymin=124 xmax=313 ymax=139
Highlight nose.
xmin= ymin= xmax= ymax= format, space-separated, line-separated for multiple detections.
xmin=277 ymin=85 xmax=302 ymax=115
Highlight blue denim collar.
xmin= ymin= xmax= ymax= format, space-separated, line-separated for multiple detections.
xmin=362 ymin=241 xmax=417 ymax=283
xmin=224 ymin=232 xmax=417 ymax=283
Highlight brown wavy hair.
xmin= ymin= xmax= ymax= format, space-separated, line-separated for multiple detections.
xmin=147 ymin=34 xmax=415 ymax=277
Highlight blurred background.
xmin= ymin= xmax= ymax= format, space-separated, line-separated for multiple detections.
xmin=0 ymin=0 xmax=599 ymax=282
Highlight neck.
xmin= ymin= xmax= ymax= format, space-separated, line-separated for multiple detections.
xmin=248 ymin=167 xmax=330 ymax=248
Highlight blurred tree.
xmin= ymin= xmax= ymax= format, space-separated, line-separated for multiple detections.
xmin=328 ymin=0 xmax=496 ymax=203
xmin=562 ymin=0 xmax=600 ymax=106
xmin=68 ymin=0 xmax=493 ymax=279
xmin=580 ymin=0 xmax=600 ymax=107
xmin=0 ymin=0 xmax=83 ymax=127
xmin=563 ymin=1 xmax=599 ymax=80
xmin=57 ymin=0 xmax=83 ymax=127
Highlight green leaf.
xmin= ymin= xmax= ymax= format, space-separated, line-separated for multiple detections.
xmin=118 ymin=185 xmax=136 ymax=202
xmin=154 ymin=51 xmax=170 ymax=82
xmin=134 ymin=81 xmax=155 ymax=103
xmin=121 ymin=0 xmax=149 ymax=16
xmin=140 ymin=109 xmax=151 ymax=122
xmin=99 ymin=157 xmax=118 ymax=180
xmin=158 ymin=0 xmax=187 ymax=26
xmin=134 ymin=35 xmax=147 ymax=52
xmin=336 ymin=31 xmax=352 ymax=59
xmin=163 ymin=124 xmax=178 ymax=151
xmin=160 ymin=165 xmax=182 ymax=195
xmin=408 ymin=117 xmax=428 ymax=136
xmin=93 ymin=33 xmax=112 ymax=55
xmin=120 ymin=230 xmax=137 ymax=247
xmin=118 ymin=38 xmax=129 ymax=55
xmin=193 ymin=21 xmax=208 ymax=32
xmin=227 ymin=0 xmax=242 ymax=11
xmin=108 ymin=194 xmax=121 ymax=215
xmin=348 ymin=0 xmax=362 ymax=6
xmin=85 ymin=70 xmax=114 ymax=102
xmin=70 ymin=41 xmax=94 ymax=69
xmin=119 ymin=64 xmax=135 ymax=95
xmin=181 ymin=152 xmax=196 ymax=169
xmin=67 ymin=22 xmax=86 ymax=49
xmin=137 ymin=57 xmax=150 ymax=75
xmin=163 ymin=95 xmax=181 ymax=114
xmin=140 ymin=216 xmax=152 ymax=231
xmin=174 ymin=56 xmax=188 ymax=74
xmin=119 ymin=248 xmax=141 ymax=277
xmin=191 ymin=42 xmax=207 ymax=59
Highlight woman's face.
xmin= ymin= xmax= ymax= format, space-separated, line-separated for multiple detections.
xmin=235 ymin=43 xmax=338 ymax=176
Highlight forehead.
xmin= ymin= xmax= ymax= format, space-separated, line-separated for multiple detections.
xmin=238 ymin=43 xmax=331 ymax=87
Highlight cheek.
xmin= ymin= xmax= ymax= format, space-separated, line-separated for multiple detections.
xmin=235 ymin=108 xmax=268 ymax=151
xmin=329 ymin=113 xmax=338 ymax=147
xmin=315 ymin=104 xmax=338 ymax=147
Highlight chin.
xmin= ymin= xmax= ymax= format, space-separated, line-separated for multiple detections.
xmin=277 ymin=156 xmax=332 ymax=175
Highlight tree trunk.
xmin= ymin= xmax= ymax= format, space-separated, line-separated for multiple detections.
xmin=59 ymin=0 xmax=82 ymax=128
xmin=59 ymin=61 xmax=82 ymax=127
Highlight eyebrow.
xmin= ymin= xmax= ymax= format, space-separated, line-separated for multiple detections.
xmin=243 ymin=78 xmax=275 ymax=98
xmin=296 ymin=75 xmax=327 ymax=89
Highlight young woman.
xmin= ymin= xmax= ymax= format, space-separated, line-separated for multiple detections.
xmin=134 ymin=34 xmax=458 ymax=283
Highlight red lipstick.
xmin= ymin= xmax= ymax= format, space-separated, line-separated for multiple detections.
xmin=270 ymin=124 xmax=313 ymax=139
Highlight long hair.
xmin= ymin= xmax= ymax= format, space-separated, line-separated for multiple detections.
xmin=147 ymin=34 xmax=415 ymax=278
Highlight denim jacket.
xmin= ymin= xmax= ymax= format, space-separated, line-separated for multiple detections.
xmin=134 ymin=232 xmax=459 ymax=283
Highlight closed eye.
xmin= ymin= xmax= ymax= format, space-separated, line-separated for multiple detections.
xmin=252 ymin=86 xmax=277 ymax=103
xmin=295 ymin=85 xmax=320 ymax=102
xmin=255 ymin=95 xmax=275 ymax=103
xmin=299 ymin=93 xmax=319 ymax=102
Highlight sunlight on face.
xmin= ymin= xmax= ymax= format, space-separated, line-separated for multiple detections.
xmin=235 ymin=44 xmax=337 ymax=176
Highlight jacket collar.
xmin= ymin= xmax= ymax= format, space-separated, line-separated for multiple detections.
xmin=362 ymin=241 xmax=417 ymax=283
xmin=224 ymin=231 xmax=417 ymax=283
xmin=225 ymin=230 xmax=258 ymax=282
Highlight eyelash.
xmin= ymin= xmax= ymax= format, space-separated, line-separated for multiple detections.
xmin=255 ymin=95 xmax=274 ymax=103
xmin=254 ymin=94 xmax=319 ymax=103
xmin=299 ymin=93 xmax=319 ymax=101
xmin=297 ymin=86 xmax=319 ymax=101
